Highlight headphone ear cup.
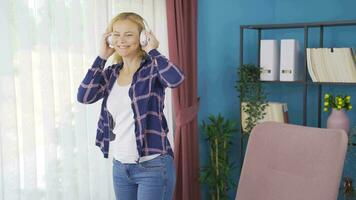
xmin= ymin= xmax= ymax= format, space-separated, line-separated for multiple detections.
xmin=140 ymin=30 xmax=148 ymax=47
xmin=107 ymin=34 xmax=114 ymax=48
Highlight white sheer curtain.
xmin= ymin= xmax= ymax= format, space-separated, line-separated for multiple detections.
xmin=0 ymin=0 xmax=170 ymax=199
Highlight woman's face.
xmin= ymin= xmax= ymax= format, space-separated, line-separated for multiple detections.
xmin=111 ymin=19 xmax=141 ymax=58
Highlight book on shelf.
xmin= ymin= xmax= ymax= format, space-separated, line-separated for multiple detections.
xmin=260 ymin=40 xmax=280 ymax=81
xmin=241 ymin=102 xmax=288 ymax=132
xmin=306 ymin=48 xmax=356 ymax=82
xmin=279 ymin=39 xmax=303 ymax=81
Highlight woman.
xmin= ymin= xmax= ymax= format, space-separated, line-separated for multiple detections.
xmin=77 ymin=12 xmax=184 ymax=200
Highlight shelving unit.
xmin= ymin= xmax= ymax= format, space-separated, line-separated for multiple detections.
xmin=239 ymin=19 xmax=356 ymax=129
xmin=238 ymin=20 xmax=356 ymax=174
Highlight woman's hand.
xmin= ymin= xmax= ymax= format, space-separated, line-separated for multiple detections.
xmin=142 ymin=31 xmax=159 ymax=53
xmin=99 ymin=31 xmax=115 ymax=60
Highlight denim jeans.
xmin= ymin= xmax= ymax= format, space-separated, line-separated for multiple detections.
xmin=112 ymin=154 xmax=176 ymax=200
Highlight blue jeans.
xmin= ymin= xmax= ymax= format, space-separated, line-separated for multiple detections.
xmin=112 ymin=154 xmax=176 ymax=200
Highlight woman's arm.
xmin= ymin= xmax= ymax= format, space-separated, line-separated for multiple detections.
xmin=77 ymin=30 xmax=115 ymax=104
xmin=77 ymin=57 xmax=111 ymax=104
xmin=148 ymin=49 xmax=185 ymax=88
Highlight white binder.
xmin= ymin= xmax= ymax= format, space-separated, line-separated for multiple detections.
xmin=279 ymin=39 xmax=303 ymax=81
xmin=260 ymin=40 xmax=280 ymax=81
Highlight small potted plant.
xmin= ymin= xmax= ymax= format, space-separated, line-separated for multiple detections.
xmin=323 ymin=93 xmax=352 ymax=133
xmin=200 ymin=114 xmax=237 ymax=200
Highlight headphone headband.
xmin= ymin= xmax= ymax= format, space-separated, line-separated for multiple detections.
xmin=142 ymin=19 xmax=150 ymax=31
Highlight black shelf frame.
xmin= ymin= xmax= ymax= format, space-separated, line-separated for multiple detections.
xmin=238 ymin=19 xmax=356 ymax=171
xmin=240 ymin=19 xmax=356 ymax=30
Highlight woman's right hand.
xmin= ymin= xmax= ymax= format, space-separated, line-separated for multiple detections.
xmin=99 ymin=31 xmax=115 ymax=60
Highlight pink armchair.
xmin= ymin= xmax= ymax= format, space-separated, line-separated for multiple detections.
xmin=235 ymin=122 xmax=348 ymax=200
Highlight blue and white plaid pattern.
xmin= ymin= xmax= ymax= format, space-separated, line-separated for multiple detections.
xmin=77 ymin=49 xmax=184 ymax=158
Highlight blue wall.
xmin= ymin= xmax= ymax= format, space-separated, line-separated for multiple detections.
xmin=198 ymin=0 xmax=356 ymax=199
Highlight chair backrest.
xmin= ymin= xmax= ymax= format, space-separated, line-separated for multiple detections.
xmin=236 ymin=122 xmax=348 ymax=200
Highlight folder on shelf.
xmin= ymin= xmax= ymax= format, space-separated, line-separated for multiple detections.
xmin=279 ymin=39 xmax=303 ymax=81
xmin=241 ymin=102 xmax=288 ymax=132
xmin=260 ymin=40 xmax=280 ymax=81
xmin=306 ymin=48 xmax=356 ymax=82
xmin=306 ymin=48 xmax=318 ymax=82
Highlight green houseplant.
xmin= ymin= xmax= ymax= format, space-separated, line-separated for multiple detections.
xmin=236 ymin=64 xmax=268 ymax=135
xmin=200 ymin=114 xmax=237 ymax=200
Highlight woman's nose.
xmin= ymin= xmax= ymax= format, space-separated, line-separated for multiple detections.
xmin=117 ymin=37 xmax=126 ymax=44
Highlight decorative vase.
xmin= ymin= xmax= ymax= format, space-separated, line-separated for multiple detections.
xmin=327 ymin=108 xmax=350 ymax=134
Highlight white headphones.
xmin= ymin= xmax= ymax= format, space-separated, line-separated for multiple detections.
xmin=139 ymin=19 xmax=150 ymax=47
xmin=107 ymin=19 xmax=150 ymax=48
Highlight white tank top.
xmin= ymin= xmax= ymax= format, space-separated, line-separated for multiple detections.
xmin=106 ymin=82 xmax=158 ymax=163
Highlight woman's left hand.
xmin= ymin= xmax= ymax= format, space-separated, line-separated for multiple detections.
xmin=142 ymin=31 xmax=159 ymax=53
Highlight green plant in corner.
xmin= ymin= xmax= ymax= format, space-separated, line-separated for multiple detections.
xmin=200 ymin=114 xmax=237 ymax=200
xmin=236 ymin=64 xmax=268 ymax=134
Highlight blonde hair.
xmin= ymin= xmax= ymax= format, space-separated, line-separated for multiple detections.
xmin=107 ymin=12 xmax=146 ymax=64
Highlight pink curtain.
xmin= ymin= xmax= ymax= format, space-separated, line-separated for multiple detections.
xmin=166 ymin=0 xmax=200 ymax=200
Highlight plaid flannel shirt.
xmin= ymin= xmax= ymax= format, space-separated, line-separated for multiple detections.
xmin=77 ymin=49 xmax=184 ymax=159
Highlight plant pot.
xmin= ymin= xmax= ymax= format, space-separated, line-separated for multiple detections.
xmin=327 ymin=108 xmax=350 ymax=134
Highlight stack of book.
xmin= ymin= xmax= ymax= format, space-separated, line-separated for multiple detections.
xmin=306 ymin=48 xmax=356 ymax=83
xmin=241 ymin=102 xmax=288 ymax=132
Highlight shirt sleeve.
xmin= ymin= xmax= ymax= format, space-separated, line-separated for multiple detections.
xmin=77 ymin=56 xmax=111 ymax=104
xmin=148 ymin=49 xmax=185 ymax=88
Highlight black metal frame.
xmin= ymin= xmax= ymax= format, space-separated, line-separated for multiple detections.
xmin=238 ymin=19 xmax=356 ymax=171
